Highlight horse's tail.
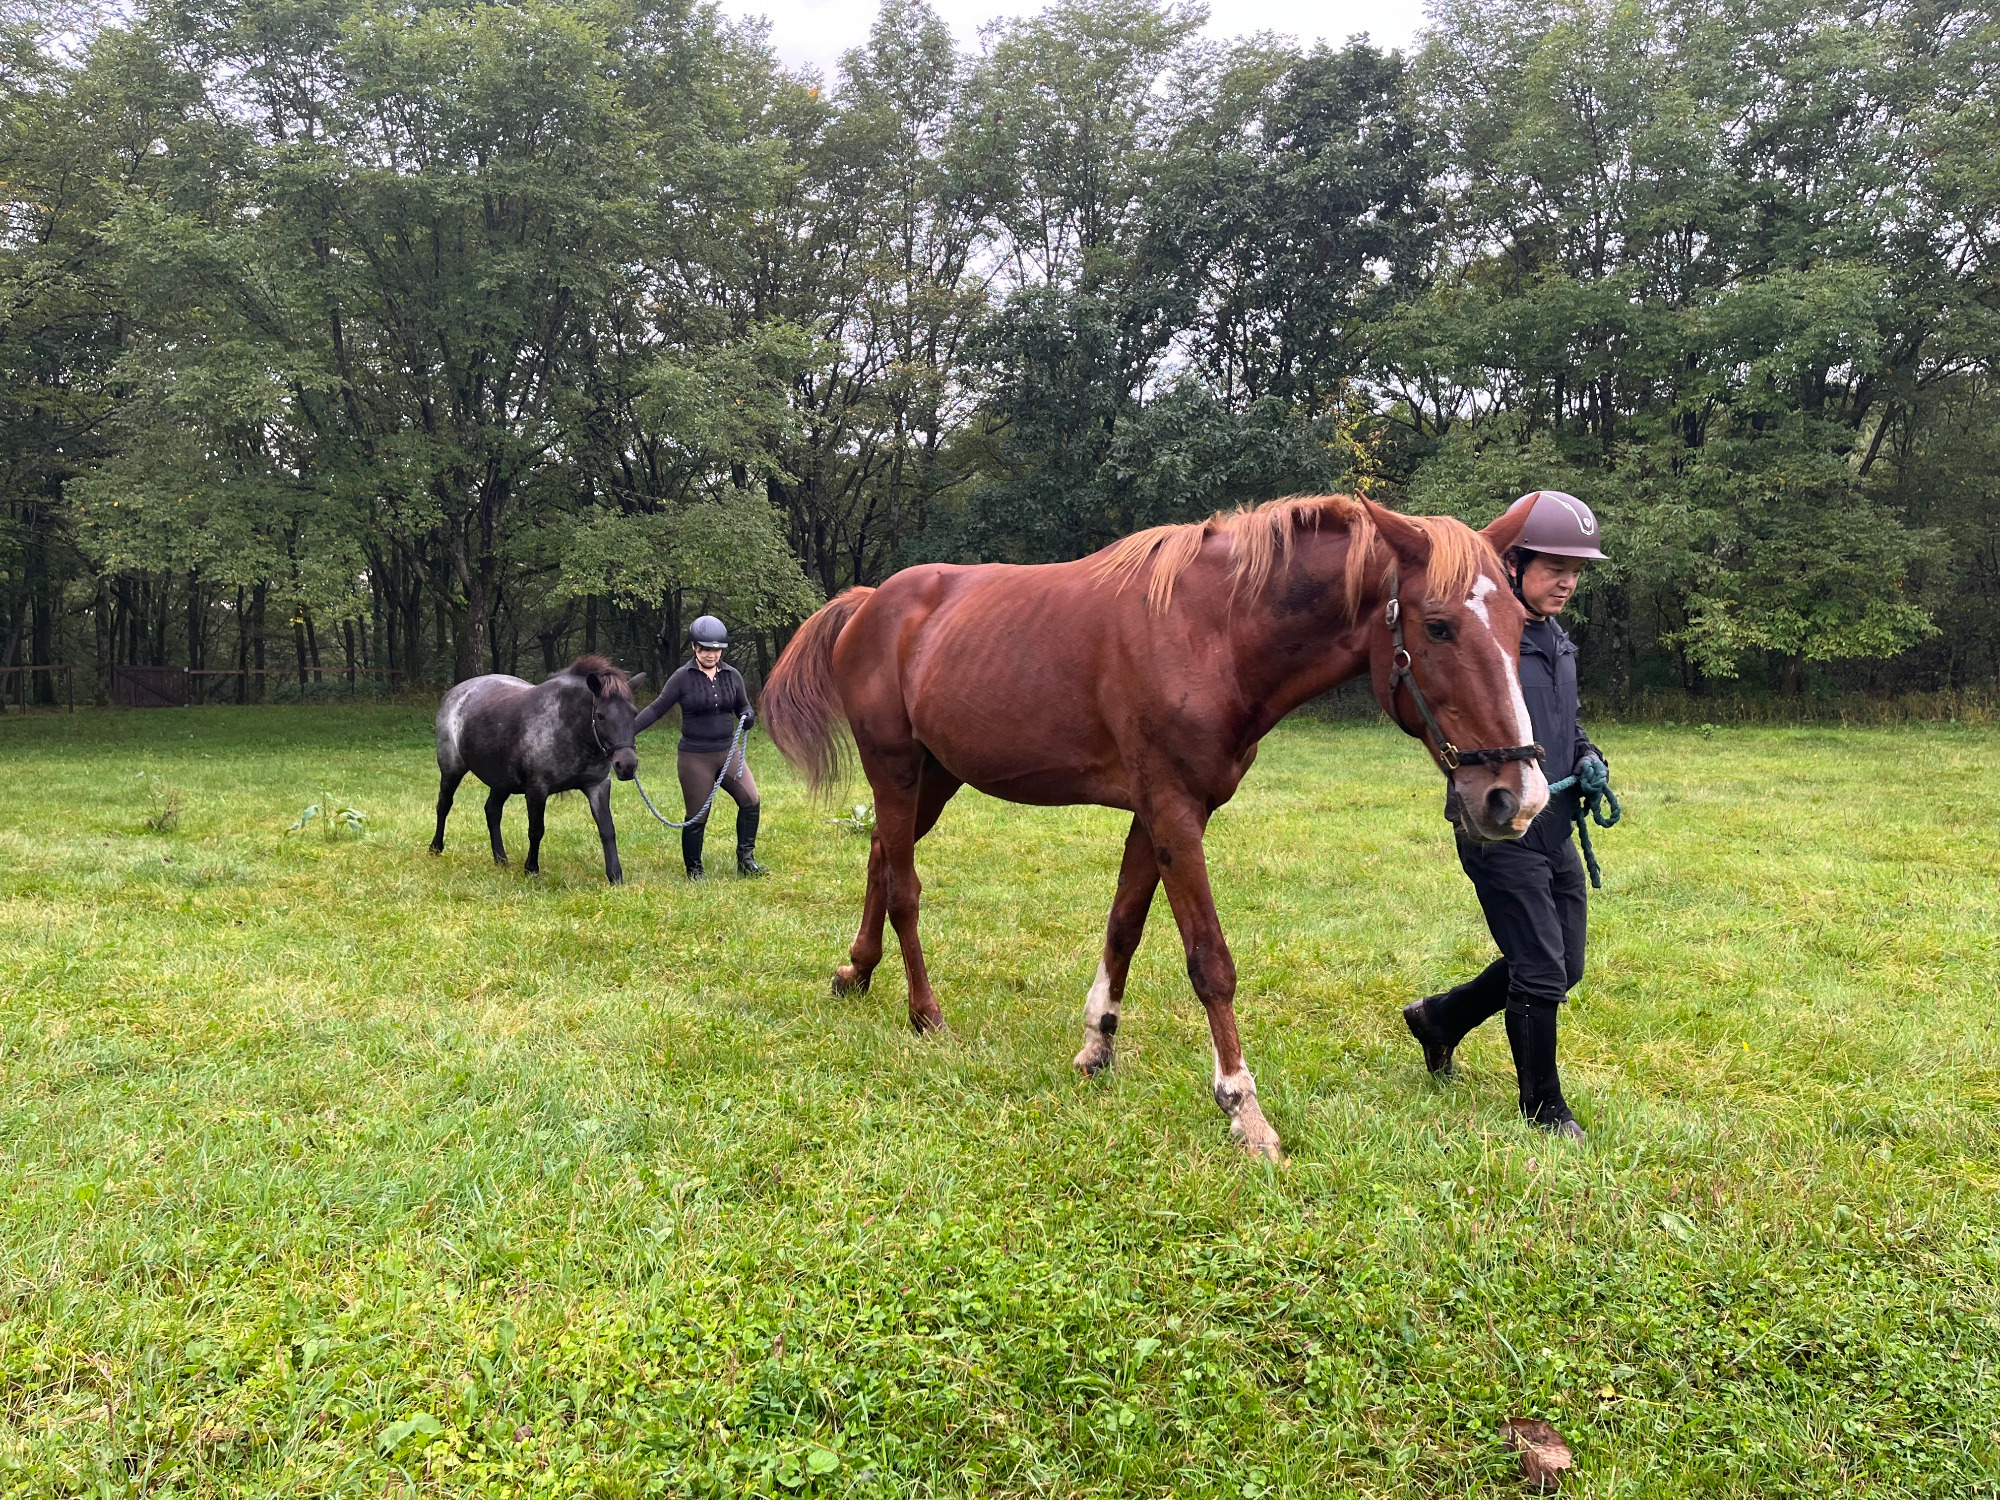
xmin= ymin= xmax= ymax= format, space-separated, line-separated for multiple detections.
xmin=763 ymin=587 xmax=874 ymax=796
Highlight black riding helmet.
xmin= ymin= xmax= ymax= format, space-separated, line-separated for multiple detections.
xmin=688 ymin=615 xmax=729 ymax=650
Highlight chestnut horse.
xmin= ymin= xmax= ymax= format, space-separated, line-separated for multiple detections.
xmin=762 ymin=496 xmax=1545 ymax=1157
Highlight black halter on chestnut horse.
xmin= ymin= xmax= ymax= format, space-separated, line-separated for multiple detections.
xmin=762 ymin=495 xmax=1547 ymax=1158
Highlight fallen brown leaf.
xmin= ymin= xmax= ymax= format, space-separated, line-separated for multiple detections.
xmin=1502 ymin=1416 xmax=1572 ymax=1488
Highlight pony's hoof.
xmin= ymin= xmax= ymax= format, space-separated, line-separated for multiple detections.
xmin=1073 ymin=1043 xmax=1113 ymax=1077
xmin=831 ymin=966 xmax=871 ymax=997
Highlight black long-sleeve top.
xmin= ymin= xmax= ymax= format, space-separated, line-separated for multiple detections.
xmin=635 ymin=661 xmax=752 ymax=753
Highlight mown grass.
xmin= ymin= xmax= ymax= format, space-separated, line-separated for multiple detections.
xmin=1 ymin=706 xmax=1997 ymax=1498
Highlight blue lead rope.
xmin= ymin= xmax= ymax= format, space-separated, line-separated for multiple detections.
xmin=1544 ymin=756 xmax=1621 ymax=889
xmin=632 ymin=713 xmax=751 ymax=831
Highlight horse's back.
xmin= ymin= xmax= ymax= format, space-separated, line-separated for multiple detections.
xmin=849 ymin=558 xmax=1157 ymax=804
xmin=436 ymin=675 xmax=535 ymax=770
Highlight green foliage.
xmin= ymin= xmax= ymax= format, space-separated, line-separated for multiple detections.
xmin=140 ymin=772 xmax=183 ymax=833
xmin=2 ymin=0 xmax=1997 ymax=696
xmin=2 ymin=705 xmax=1999 ymax=1493
xmin=287 ymin=791 xmax=366 ymax=838
xmin=828 ymin=801 xmax=876 ymax=835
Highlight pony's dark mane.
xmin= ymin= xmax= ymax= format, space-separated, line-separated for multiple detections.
xmin=566 ymin=654 xmax=633 ymax=699
xmin=1091 ymin=494 xmax=1488 ymax=615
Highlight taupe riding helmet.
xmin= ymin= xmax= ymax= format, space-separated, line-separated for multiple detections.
xmin=1497 ymin=490 xmax=1609 ymax=560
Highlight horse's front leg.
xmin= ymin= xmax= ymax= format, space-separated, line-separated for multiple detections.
xmin=431 ymin=768 xmax=466 ymax=854
xmin=584 ymin=779 xmax=623 ymax=886
xmin=1147 ymin=798 xmax=1281 ymax=1160
xmin=485 ymin=787 xmax=510 ymax=865
xmin=524 ymin=793 xmax=547 ymax=876
xmin=1075 ymin=814 xmax=1161 ymax=1077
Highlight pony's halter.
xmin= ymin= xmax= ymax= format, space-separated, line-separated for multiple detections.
xmin=1386 ymin=582 xmax=1543 ymax=776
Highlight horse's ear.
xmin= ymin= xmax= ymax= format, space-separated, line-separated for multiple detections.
xmin=585 ymin=672 xmax=604 ymax=697
xmin=1365 ymin=499 xmax=1434 ymax=571
xmin=1481 ymin=498 xmax=1532 ymax=557
xmin=627 ymin=672 xmax=647 ymax=692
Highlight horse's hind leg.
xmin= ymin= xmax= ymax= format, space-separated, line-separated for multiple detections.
xmin=432 ymin=768 xmax=466 ymax=854
xmin=836 ymin=756 xmax=960 ymax=1016
xmin=834 ymin=835 xmax=889 ymax=997
xmin=1075 ymin=815 xmax=1161 ymax=1077
xmin=485 ymin=788 xmax=510 ymax=865
xmin=1146 ymin=795 xmax=1281 ymax=1160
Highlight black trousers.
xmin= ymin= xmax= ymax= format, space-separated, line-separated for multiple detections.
xmin=1435 ymin=831 xmax=1588 ymax=1039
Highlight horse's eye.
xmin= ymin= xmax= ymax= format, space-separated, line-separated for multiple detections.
xmin=1425 ymin=619 xmax=1453 ymax=642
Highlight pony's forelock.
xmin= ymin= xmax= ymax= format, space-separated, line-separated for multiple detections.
xmin=568 ymin=654 xmax=632 ymax=699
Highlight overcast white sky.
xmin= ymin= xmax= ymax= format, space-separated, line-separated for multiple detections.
xmin=722 ymin=0 xmax=1433 ymax=80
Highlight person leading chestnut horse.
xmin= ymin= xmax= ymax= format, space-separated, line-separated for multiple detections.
xmin=763 ymin=495 xmax=1550 ymax=1159
xmin=1404 ymin=490 xmax=1610 ymax=1140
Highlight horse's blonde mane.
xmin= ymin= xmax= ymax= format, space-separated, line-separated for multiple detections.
xmin=1400 ymin=514 xmax=1489 ymax=607
xmin=1092 ymin=495 xmax=1492 ymax=615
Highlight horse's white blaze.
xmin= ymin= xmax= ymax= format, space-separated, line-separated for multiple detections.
xmin=1467 ymin=573 xmax=1496 ymax=627
xmin=1462 ymin=574 xmax=1547 ymax=828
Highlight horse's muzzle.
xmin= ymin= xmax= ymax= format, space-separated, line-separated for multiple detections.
xmin=612 ymin=750 xmax=638 ymax=781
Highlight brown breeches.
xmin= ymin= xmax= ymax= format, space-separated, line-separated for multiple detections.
xmin=677 ymin=748 xmax=758 ymax=825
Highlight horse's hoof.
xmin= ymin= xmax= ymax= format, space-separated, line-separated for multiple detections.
xmin=1229 ymin=1112 xmax=1285 ymax=1163
xmin=831 ymin=967 xmax=871 ymax=997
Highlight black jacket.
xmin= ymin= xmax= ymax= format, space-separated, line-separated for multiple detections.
xmin=636 ymin=661 xmax=752 ymax=753
xmin=1518 ymin=615 xmax=1600 ymax=850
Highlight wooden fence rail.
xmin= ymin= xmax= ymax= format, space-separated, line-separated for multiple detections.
xmin=0 ymin=665 xmax=74 ymax=713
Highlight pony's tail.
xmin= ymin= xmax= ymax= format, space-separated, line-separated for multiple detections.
xmin=762 ymin=587 xmax=875 ymax=796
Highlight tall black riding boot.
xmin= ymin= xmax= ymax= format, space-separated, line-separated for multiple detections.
xmin=1404 ymin=960 xmax=1510 ymax=1076
xmin=735 ymin=802 xmax=767 ymax=876
xmin=682 ymin=820 xmax=707 ymax=881
xmin=1505 ymin=1001 xmax=1585 ymax=1139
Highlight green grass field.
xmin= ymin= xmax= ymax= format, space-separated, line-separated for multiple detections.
xmin=1 ymin=706 xmax=1997 ymax=1498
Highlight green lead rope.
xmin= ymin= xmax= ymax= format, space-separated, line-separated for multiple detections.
xmin=1543 ymin=756 xmax=1621 ymax=889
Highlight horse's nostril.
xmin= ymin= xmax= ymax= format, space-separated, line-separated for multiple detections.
xmin=1486 ymin=786 xmax=1521 ymax=826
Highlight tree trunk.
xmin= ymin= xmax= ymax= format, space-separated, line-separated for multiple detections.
xmin=92 ymin=578 xmax=111 ymax=705
xmin=154 ymin=574 xmax=171 ymax=667
xmin=251 ymin=582 xmax=268 ymax=703
xmin=235 ymin=586 xmax=249 ymax=704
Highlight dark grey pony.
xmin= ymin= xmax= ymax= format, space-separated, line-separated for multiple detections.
xmin=431 ymin=655 xmax=645 ymax=884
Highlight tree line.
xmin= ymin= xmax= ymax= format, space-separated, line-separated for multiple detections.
xmin=2 ymin=0 xmax=1995 ymax=702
